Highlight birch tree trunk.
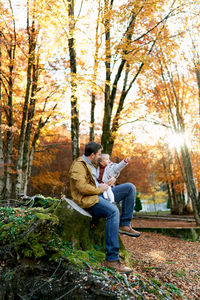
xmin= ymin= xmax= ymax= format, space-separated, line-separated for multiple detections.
xmin=21 ymin=44 xmax=38 ymax=195
xmin=3 ymin=2 xmax=16 ymax=200
xmin=68 ymin=0 xmax=79 ymax=160
xmin=15 ymin=5 xmax=37 ymax=197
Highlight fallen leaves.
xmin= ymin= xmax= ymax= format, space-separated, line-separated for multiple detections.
xmin=121 ymin=220 xmax=200 ymax=299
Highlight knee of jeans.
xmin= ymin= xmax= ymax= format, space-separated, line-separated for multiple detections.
xmin=112 ymin=206 xmax=120 ymax=218
xmin=126 ymin=182 xmax=136 ymax=194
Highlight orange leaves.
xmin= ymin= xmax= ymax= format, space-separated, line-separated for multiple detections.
xmin=31 ymin=170 xmax=64 ymax=193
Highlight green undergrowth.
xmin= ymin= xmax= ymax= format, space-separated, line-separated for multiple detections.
xmin=0 ymin=198 xmax=106 ymax=268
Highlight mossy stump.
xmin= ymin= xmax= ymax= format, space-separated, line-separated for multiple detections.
xmin=55 ymin=199 xmax=106 ymax=250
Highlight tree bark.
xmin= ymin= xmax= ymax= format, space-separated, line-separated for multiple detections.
xmin=21 ymin=46 xmax=38 ymax=195
xmin=4 ymin=16 xmax=16 ymax=200
xmin=68 ymin=0 xmax=79 ymax=160
xmin=15 ymin=15 xmax=37 ymax=196
xmin=90 ymin=2 xmax=101 ymax=142
xmin=90 ymin=93 xmax=95 ymax=142
xmin=180 ymin=143 xmax=200 ymax=224
xmin=0 ymin=33 xmax=4 ymax=198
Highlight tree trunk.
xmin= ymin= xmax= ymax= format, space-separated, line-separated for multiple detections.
xmin=181 ymin=144 xmax=200 ymax=225
xmin=170 ymin=181 xmax=178 ymax=214
xmin=101 ymin=0 xmax=112 ymax=154
xmin=4 ymin=41 xmax=16 ymax=200
xmin=21 ymin=50 xmax=38 ymax=195
xmin=166 ymin=182 xmax=172 ymax=209
xmin=4 ymin=98 xmax=13 ymax=200
xmin=101 ymin=6 xmax=144 ymax=154
xmin=90 ymin=93 xmax=95 ymax=142
xmin=0 ymin=33 xmax=4 ymax=198
xmin=15 ymin=10 xmax=37 ymax=196
xmin=68 ymin=0 xmax=79 ymax=160
xmin=89 ymin=2 xmax=101 ymax=142
xmin=194 ymin=61 xmax=200 ymax=117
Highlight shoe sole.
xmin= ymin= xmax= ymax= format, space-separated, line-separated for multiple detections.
xmin=119 ymin=230 xmax=140 ymax=237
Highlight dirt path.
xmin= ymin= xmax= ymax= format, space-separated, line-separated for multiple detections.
xmin=120 ymin=217 xmax=200 ymax=299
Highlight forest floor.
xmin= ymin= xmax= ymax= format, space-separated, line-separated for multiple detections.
xmin=120 ymin=215 xmax=200 ymax=299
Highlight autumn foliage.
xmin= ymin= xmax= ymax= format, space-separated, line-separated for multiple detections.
xmin=0 ymin=0 xmax=200 ymax=223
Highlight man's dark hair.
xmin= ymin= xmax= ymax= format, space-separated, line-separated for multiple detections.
xmin=84 ymin=142 xmax=102 ymax=156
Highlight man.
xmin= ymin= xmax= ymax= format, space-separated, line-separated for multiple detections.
xmin=69 ymin=142 xmax=140 ymax=274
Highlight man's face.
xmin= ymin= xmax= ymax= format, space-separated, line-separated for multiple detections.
xmin=91 ymin=149 xmax=102 ymax=165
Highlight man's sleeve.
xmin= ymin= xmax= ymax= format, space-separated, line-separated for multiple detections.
xmin=70 ymin=163 xmax=102 ymax=195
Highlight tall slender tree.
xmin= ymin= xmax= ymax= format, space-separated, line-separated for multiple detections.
xmin=68 ymin=0 xmax=79 ymax=159
xmin=0 ymin=0 xmax=17 ymax=199
xmin=15 ymin=0 xmax=38 ymax=196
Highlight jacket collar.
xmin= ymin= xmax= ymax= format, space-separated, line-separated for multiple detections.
xmin=82 ymin=154 xmax=93 ymax=166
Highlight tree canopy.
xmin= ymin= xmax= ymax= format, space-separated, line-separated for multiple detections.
xmin=0 ymin=0 xmax=200 ymax=222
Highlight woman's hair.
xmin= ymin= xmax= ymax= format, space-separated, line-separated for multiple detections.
xmin=84 ymin=142 xmax=102 ymax=156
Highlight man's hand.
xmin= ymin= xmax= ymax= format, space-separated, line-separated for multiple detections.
xmin=106 ymin=176 xmax=116 ymax=186
xmin=99 ymin=183 xmax=109 ymax=192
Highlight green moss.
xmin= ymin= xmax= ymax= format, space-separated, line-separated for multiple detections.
xmin=36 ymin=213 xmax=59 ymax=224
xmin=32 ymin=243 xmax=46 ymax=258
xmin=49 ymin=251 xmax=66 ymax=262
xmin=23 ymin=249 xmax=33 ymax=257
xmin=0 ymin=196 xmax=106 ymax=269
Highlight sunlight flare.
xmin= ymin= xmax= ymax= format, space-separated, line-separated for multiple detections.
xmin=168 ymin=132 xmax=190 ymax=151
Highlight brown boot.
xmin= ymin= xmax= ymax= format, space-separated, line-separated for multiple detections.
xmin=119 ymin=226 xmax=140 ymax=237
xmin=104 ymin=260 xmax=133 ymax=274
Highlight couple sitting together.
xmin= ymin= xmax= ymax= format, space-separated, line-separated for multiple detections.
xmin=69 ymin=142 xmax=140 ymax=274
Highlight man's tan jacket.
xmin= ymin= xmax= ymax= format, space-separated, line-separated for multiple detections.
xmin=69 ymin=157 xmax=102 ymax=208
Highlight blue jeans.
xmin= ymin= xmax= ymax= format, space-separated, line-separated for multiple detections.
xmin=87 ymin=183 xmax=136 ymax=261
